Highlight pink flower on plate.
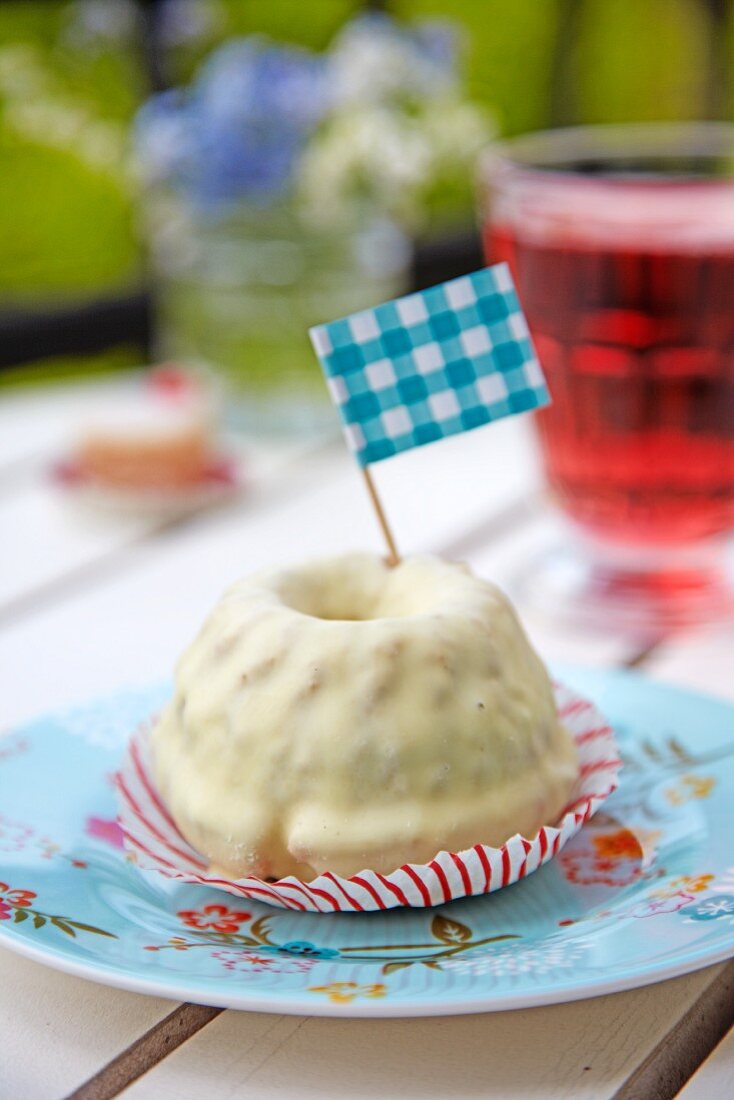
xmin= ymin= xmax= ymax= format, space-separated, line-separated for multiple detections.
xmin=0 ymin=899 xmax=12 ymax=920
xmin=85 ymin=816 xmax=124 ymax=849
xmin=0 ymin=815 xmax=34 ymax=853
xmin=0 ymin=736 xmax=28 ymax=762
xmin=214 ymin=950 xmax=276 ymax=972
xmin=627 ymin=893 xmax=696 ymax=918
xmin=211 ymin=950 xmax=316 ymax=975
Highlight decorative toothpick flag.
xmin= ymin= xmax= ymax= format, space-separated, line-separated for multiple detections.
xmin=309 ymin=262 xmax=548 ymax=563
xmin=309 ymin=263 xmax=548 ymax=466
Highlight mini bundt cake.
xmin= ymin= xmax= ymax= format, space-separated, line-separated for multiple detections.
xmin=151 ymin=553 xmax=578 ymax=880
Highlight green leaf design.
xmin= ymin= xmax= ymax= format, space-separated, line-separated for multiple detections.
xmin=51 ymin=917 xmax=76 ymax=938
xmin=32 ymin=913 xmax=46 ymax=930
xmin=382 ymin=961 xmax=413 ymax=975
xmin=13 ymin=909 xmax=28 ymax=924
xmin=64 ymin=921 xmax=117 ymax=939
xmin=250 ymin=916 xmax=273 ymax=945
xmin=431 ymin=915 xmax=472 ymax=945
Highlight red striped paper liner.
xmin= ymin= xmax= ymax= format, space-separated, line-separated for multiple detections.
xmin=116 ymin=682 xmax=619 ymax=912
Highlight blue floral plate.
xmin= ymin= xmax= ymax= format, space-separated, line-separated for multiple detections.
xmin=1 ymin=666 xmax=733 ymax=1017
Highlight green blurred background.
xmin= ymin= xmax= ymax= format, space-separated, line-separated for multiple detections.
xmin=0 ymin=0 xmax=731 ymax=386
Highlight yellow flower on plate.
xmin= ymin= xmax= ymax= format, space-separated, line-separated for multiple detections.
xmin=308 ymin=982 xmax=387 ymax=1004
xmin=652 ymin=874 xmax=714 ymax=898
xmin=664 ymin=775 xmax=715 ymax=805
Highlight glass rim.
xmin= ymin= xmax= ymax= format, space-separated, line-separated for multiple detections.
xmin=482 ymin=121 xmax=734 ymax=182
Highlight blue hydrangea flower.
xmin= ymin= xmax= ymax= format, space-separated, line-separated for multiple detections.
xmin=134 ymin=36 xmax=328 ymax=207
xmin=134 ymin=13 xmax=471 ymax=216
xmin=134 ymin=89 xmax=200 ymax=187
xmin=197 ymin=37 xmax=329 ymax=132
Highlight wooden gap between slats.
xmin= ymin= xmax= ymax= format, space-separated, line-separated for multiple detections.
xmin=65 ymin=1004 xmax=225 ymax=1100
xmin=622 ymin=639 xmax=665 ymax=670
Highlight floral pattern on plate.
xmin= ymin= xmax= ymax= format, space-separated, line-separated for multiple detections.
xmin=0 ymin=665 xmax=733 ymax=1016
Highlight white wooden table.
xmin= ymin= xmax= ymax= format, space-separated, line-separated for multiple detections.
xmin=2 ymin=376 xmax=733 ymax=1100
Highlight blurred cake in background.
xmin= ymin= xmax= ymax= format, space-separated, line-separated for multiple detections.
xmin=55 ymin=365 xmax=238 ymax=508
xmin=76 ymin=366 xmax=216 ymax=490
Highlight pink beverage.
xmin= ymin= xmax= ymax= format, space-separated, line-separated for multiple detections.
xmin=482 ymin=128 xmax=734 ymax=552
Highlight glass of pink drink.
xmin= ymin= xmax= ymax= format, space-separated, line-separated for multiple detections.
xmin=481 ymin=124 xmax=734 ymax=630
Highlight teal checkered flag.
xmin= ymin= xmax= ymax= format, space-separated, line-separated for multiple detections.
xmin=309 ymin=263 xmax=548 ymax=467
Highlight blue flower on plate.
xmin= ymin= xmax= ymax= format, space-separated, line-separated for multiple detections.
xmin=685 ymin=895 xmax=734 ymax=921
xmin=276 ymin=940 xmax=339 ymax=959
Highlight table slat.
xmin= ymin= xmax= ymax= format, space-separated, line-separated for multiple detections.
xmin=118 ymin=966 xmax=725 ymax=1100
xmin=0 ymin=411 xmax=541 ymax=623
xmin=0 ymin=947 xmax=175 ymax=1100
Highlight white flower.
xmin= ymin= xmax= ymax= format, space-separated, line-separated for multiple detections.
xmin=423 ymin=99 xmax=493 ymax=164
xmin=298 ymin=106 xmax=431 ymax=229
xmin=298 ymin=95 xmax=493 ymax=233
xmin=697 ymin=898 xmax=734 ymax=917
xmin=443 ymin=938 xmax=589 ymax=980
xmin=326 ymin=15 xmax=456 ymax=108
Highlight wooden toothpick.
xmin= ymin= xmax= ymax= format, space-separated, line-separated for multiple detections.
xmin=361 ymin=466 xmax=400 ymax=566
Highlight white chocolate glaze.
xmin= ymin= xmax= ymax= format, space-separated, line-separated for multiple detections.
xmin=151 ymin=554 xmax=578 ymax=880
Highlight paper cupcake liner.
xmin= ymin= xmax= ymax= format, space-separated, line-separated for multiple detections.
xmin=116 ymin=682 xmax=620 ymax=912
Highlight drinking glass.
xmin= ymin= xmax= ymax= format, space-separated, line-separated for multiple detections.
xmin=481 ymin=123 xmax=734 ymax=630
xmin=147 ymin=194 xmax=409 ymax=436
